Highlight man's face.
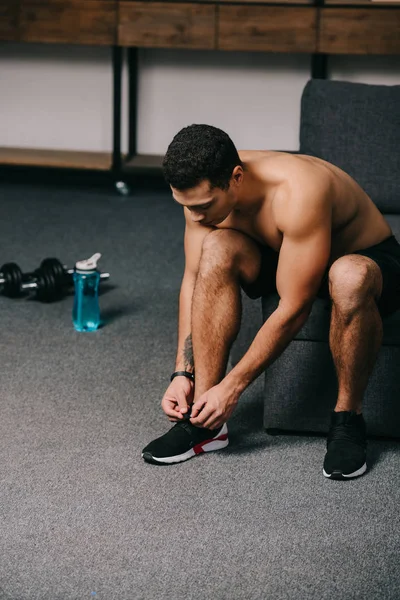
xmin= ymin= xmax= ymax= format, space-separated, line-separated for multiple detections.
xmin=171 ymin=179 xmax=236 ymax=226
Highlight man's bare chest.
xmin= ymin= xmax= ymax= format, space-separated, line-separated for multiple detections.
xmin=214 ymin=208 xmax=283 ymax=251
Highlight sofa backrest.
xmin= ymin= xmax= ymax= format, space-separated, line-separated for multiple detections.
xmin=299 ymin=80 xmax=400 ymax=214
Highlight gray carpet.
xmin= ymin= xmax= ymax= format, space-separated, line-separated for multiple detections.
xmin=0 ymin=182 xmax=399 ymax=600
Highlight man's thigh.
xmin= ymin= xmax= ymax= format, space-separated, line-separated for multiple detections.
xmin=240 ymin=242 xmax=279 ymax=300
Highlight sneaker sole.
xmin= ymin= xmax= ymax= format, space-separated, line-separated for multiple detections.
xmin=141 ymin=423 xmax=229 ymax=465
xmin=323 ymin=462 xmax=367 ymax=480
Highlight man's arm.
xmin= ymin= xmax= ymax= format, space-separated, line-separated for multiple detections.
xmin=175 ymin=283 xmax=195 ymax=373
xmin=175 ymin=208 xmax=214 ymax=373
xmin=224 ymin=186 xmax=332 ymax=394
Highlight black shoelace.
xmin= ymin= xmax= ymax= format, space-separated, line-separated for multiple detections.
xmin=177 ymin=419 xmax=194 ymax=433
xmin=327 ymin=422 xmax=366 ymax=447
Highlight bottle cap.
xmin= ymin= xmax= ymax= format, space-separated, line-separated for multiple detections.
xmin=75 ymin=253 xmax=101 ymax=272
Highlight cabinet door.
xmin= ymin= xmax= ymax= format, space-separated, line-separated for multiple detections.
xmin=0 ymin=1 xmax=19 ymax=41
xmin=119 ymin=2 xmax=216 ymax=49
xmin=19 ymin=0 xmax=117 ymax=45
xmin=319 ymin=8 xmax=400 ymax=54
xmin=218 ymin=6 xmax=317 ymax=52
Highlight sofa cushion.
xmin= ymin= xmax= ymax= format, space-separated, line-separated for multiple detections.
xmin=299 ymin=80 xmax=400 ymax=214
xmin=385 ymin=215 xmax=400 ymax=240
xmin=263 ymin=339 xmax=400 ymax=437
xmin=262 ymin=294 xmax=400 ymax=345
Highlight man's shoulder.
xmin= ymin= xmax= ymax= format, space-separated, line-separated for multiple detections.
xmin=272 ymin=171 xmax=332 ymax=235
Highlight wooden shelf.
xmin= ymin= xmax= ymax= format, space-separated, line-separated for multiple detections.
xmin=0 ymin=150 xmax=166 ymax=174
xmin=0 ymin=148 xmax=114 ymax=170
xmin=123 ymin=154 xmax=164 ymax=171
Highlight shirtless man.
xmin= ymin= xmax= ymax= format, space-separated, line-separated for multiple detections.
xmin=142 ymin=124 xmax=400 ymax=479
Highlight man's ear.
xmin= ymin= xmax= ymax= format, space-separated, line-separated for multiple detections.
xmin=235 ymin=165 xmax=244 ymax=182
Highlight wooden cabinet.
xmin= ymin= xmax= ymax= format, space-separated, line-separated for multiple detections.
xmin=0 ymin=1 xmax=19 ymax=41
xmin=324 ymin=0 xmax=400 ymax=5
xmin=217 ymin=0 xmax=313 ymax=3
xmin=1 ymin=1 xmax=399 ymax=54
xmin=2 ymin=0 xmax=399 ymax=176
xmin=118 ymin=2 xmax=216 ymax=49
xmin=19 ymin=0 xmax=117 ymax=45
xmin=319 ymin=8 xmax=400 ymax=54
xmin=218 ymin=6 xmax=317 ymax=53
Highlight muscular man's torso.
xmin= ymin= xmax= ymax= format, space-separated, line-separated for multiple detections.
xmin=212 ymin=151 xmax=392 ymax=266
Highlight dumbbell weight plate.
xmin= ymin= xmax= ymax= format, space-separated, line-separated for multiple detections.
xmin=40 ymin=258 xmax=69 ymax=285
xmin=1 ymin=262 xmax=24 ymax=297
xmin=34 ymin=267 xmax=64 ymax=303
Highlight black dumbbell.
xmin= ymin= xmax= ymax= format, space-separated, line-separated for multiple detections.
xmin=0 ymin=262 xmax=25 ymax=298
xmin=21 ymin=257 xmax=110 ymax=303
xmin=0 ymin=260 xmax=74 ymax=299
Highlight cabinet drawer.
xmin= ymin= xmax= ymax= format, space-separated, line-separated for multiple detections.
xmin=218 ymin=6 xmax=317 ymax=52
xmin=119 ymin=2 xmax=216 ymax=49
xmin=319 ymin=8 xmax=400 ymax=54
xmin=217 ymin=0 xmax=313 ymax=3
xmin=20 ymin=0 xmax=117 ymax=45
xmin=324 ymin=0 xmax=400 ymax=5
xmin=0 ymin=1 xmax=19 ymax=41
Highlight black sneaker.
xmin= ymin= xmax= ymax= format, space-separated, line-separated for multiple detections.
xmin=323 ymin=410 xmax=367 ymax=480
xmin=141 ymin=420 xmax=229 ymax=465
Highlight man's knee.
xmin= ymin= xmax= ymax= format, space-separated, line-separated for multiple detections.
xmin=328 ymin=255 xmax=383 ymax=309
xmin=199 ymin=230 xmax=254 ymax=276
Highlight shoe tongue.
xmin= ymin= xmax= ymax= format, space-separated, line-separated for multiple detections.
xmin=178 ymin=420 xmax=196 ymax=436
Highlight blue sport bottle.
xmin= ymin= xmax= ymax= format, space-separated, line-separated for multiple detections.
xmin=72 ymin=253 xmax=102 ymax=332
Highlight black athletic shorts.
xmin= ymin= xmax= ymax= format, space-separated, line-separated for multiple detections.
xmin=241 ymin=235 xmax=400 ymax=318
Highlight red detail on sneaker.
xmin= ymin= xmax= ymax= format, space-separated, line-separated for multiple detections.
xmin=193 ymin=433 xmax=228 ymax=455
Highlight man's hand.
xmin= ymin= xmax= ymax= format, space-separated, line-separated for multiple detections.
xmin=161 ymin=377 xmax=194 ymax=422
xmin=189 ymin=382 xmax=239 ymax=430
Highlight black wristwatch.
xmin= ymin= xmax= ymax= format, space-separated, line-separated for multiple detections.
xmin=170 ymin=370 xmax=195 ymax=383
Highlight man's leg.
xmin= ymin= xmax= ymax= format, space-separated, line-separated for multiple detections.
xmin=328 ymin=255 xmax=384 ymax=413
xmin=323 ymin=254 xmax=383 ymax=479
xmin=191 ymin=230 xmax=262 ymax=401
xmin=141 ymin=229 xmax=265 ymax=465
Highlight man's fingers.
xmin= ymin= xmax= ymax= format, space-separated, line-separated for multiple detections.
xmin=190 ymin=397 xmax=207 ymax=418
xmin=190 ymin=404 xmax=212 ymax=426
xmin=177 ymin=392 xmax=188 ymax=413
xmin=163 ymin=398 xmax=184 ymax=420
xmin=205 ymin=420 xmax=221 ymax=431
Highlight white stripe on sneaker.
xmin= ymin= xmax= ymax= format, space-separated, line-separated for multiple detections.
xmin=323 ymin=462 xmax=367 ymax=479
xmin=142 ymin=423 xmax=229 ymax=464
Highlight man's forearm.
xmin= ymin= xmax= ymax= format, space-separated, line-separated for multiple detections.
xmin=175 ymin=333 xmax=194 ymax=373
xmin=224 ymin=306 xmax=310 ymax=395
xmin=175 ymin=277 xmax=196 ymax=373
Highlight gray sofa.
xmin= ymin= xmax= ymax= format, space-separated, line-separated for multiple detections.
xmin=230 ymin=79 xmax=400 ymax=438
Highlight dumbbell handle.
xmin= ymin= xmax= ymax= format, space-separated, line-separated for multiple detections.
xmin=1 ymin=266 xmax=109 ymax=285
xmin=21 ymin=270 xmax=110 ymax=291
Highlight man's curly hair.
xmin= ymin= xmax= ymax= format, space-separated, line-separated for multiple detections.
xmin=162 ymin=124 xmax=243 ymax=192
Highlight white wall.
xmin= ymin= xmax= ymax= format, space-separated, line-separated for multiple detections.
xmin=136 ymin=50 xmax=310 ymax=153
xmin=0 ymin=43 xmax=118 ymax=152
xmin=0 ymin=43 xmax=399 ymax=155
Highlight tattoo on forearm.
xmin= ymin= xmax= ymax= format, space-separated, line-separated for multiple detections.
xmin=183 ymin=334 xmax=194 ymax=370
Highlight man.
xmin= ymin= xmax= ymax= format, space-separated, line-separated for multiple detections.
xmin=141 ymin=124 xmax=400 ymax=479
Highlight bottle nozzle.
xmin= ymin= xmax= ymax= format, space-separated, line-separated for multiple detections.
xmin=75 ymin=253 xmax=102 ymax=271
